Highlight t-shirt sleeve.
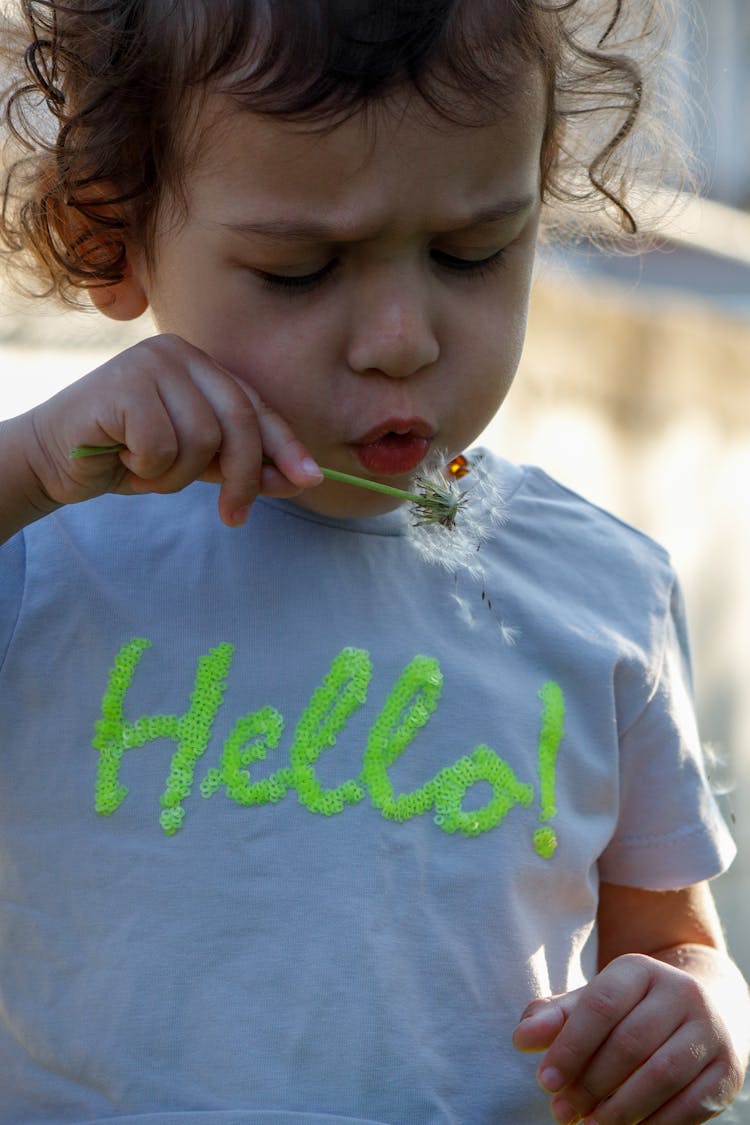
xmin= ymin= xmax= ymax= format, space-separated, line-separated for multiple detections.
xmin=598 ymin=576 xmax=736 ymax=890
xmin=0 ymin=532 xmax=26 ymax=672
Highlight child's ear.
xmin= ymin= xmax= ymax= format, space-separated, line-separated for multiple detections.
xmin=50 ymin=175 xmax=150 ymax=320
xmin=87 ymin=258 xmax=149 ymax=322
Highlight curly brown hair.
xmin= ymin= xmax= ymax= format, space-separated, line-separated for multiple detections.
xmin=1 ymin=0 xmax=682 ymax=306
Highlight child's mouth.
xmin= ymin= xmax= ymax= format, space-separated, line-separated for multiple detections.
xmin=352 ymin=421 xmax=432 ymax=476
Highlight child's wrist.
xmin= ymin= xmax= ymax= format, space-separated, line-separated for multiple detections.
xmin=0 ymin=413 xmax=63 ymax=542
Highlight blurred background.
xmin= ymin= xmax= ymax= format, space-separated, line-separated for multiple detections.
xmin=1 ymin=0 xmax=749 ymax=1058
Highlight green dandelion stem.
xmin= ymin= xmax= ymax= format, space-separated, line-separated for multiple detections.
xmin=315 ymin=466 xmax=423 ymax=505
xmin=70 ymin=443 xmax=128 ymax=458
xmin=69 ymin=443 xmax=424 ymax=506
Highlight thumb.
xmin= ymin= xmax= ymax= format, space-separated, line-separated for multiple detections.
xmin=512 ymin=988 xmax=584 ymax=1053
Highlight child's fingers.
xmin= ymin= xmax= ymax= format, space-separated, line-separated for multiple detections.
xmin=98 ymin=339 xmax=319 ymax=523
xmin=34 ymin=372 xmax=178 ymax=502
xmin=569 ymin=1021 xmax=723 ymax=1125
xmin=534 ymin=955 xmax=654 ymax=1096
xmin=512 ymin=995 xmax=573 ymax=1053
xmin=239 ymin=385 xmax=323 ymax=490
xmin=113 ymin=382 xmax=196 ymax=482
xmin=187 ymin=366 xmax=321 ymax=525
xmin=546 ymin=976 xmax=688 ymax=1117
xmin=129 ymin=359 xmax=259 ymax=520
xmin=56 ymin=339 xmax=212 ymax=489
xmin=639 ymin=1057 xmax=740 ymax=1125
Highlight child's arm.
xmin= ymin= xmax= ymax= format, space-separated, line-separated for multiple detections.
xmin=513 ymin=881 xmax=750 ymax=1124
xmin=0 ymin=333 xmax=322 ymax=544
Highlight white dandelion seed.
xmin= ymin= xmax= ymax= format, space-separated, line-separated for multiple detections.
xmin=498 ymin=622 xmax=522 ymax=647
xmin=701 ymin=741 xmax=735 ymax=797
xmin=699 ymin=1093 xmax=742 ymax=1121
xmin=450 ymin=588 xmax=477 ymax=629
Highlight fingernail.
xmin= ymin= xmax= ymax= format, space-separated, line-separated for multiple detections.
xmin=300 ymin=456 xmax=323 ymax=480
xmin=539 ymin=1066 xmax=564 ymax=1093
xmin=551 ymin=1100 xmax=579 ymax=1125
xmin=230 ymin=506 xmax=250 ymax=526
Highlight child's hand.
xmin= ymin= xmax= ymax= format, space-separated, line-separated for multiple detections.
xmin=513 ymin=952 xmax=746 ymax=1124
xmin=23 ymin=334 xmax=323 ymax=527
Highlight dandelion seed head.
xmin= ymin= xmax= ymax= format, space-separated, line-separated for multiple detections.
xmin=406 ymin=451 xmax=506 ymax=574
xmin=409 ymin=465 xmax=466 ymax=529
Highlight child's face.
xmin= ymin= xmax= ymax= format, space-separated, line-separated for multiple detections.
xmin=128 ymin=76 xmax=546 ymax=517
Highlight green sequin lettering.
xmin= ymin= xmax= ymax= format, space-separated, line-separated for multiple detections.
xmin=361 ymin=657 xmax=537 ymax=837
xmin=533 ymin=681 xmax=565 ymax=858
xmin=201 ymin=706 xmax=288 ymax=805
xmin=360 ymin=655 xmax=443 ymax=822
xmin=93 ymin=638 xmax=234 ymax=834
xmin=93 ymin=640 xmax=566 ymax=847
xmin=93 ymin=638 xmax=152 ymax=817
xmin=288 ymin=647 xmax=370 ymax=814
xmin=200 ymin=648 xmax=371 ymax=814
xmin=430 ymin=746 xmax=534 ymax=837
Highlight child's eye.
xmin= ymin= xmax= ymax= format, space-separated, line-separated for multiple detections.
xmin=257 ymin=259 xmax=339 ymax=294
xmin=431 ymin=249 xmax=506 ymax=278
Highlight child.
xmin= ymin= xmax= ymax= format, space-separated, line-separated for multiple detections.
xmin=0 ymin=1 xmax=748 ymax=1121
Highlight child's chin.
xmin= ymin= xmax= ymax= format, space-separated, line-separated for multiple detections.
xmin=289 ymin=486 xmax=403 ymax=521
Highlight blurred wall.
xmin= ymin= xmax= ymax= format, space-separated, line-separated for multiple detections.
xmin=681 ymin=0 xmax=750 ymax=207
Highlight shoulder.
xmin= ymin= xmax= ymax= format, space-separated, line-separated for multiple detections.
xmin=469 ymin=449 xmax=679 ymax=662
xmin=474 ymin=448 xmax=675 ymax=591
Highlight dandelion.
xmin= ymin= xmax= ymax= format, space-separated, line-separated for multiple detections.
xmin=69 ymin=444 xmax=468 ymax=528
xmin=320 ymin=462 xmax=467 ymax=529
xmin=405 ymin=450 xmax=507 ymax=576
xmin=69 ymin=443 xmax=507 ymax=544
xmin=406 ymin=451 xmax=519 ymax=645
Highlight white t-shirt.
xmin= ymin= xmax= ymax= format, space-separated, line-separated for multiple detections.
xmin=0 ymin=451 xmax=735 ymax=1122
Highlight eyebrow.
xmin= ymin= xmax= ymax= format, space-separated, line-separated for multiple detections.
xmin=218 ymin=197 xmax=537 ymax=243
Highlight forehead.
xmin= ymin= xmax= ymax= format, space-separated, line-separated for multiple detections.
xmin=185 ymin=78 xmax=547 ymax=234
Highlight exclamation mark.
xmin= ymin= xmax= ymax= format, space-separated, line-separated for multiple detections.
xmin=533 ymin=681 xmax=565 ymax=858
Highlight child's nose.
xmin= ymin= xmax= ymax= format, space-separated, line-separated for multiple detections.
xmin=346 ymin=274 xmax=440 ymax=379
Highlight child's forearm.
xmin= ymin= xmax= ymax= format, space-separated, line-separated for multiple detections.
xmin=0 ymin=414 xmax=61 ymax=544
